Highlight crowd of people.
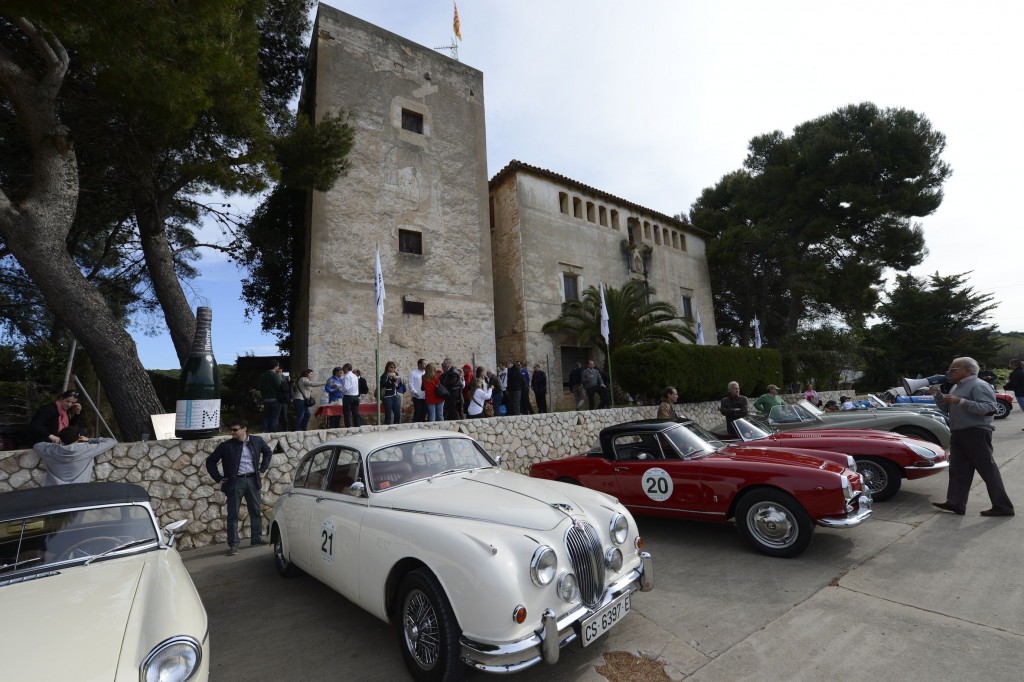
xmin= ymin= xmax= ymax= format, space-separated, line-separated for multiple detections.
xmin=252 ymin=356 xmax=580 ymax=432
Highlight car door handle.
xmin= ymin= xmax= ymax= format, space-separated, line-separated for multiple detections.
xmin=614 ymin=467 xmax=629 ymax=472
xmin=315 ymin=496 xmax=327 ymax=503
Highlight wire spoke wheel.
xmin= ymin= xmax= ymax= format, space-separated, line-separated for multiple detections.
xmin=403 ymin=589 xmax=441 ymax=670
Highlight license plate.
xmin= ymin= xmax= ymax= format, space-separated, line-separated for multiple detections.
xmin=580 ymin=592 xmax=631 ymax=646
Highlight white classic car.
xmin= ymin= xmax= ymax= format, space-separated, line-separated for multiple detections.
xmin=0 ymin=482 xmax=209 ymax=682
xmin=270 ymin=429 xmax=653 ymax=681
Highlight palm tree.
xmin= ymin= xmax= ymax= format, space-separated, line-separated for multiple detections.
xmin=541 ymin=281 xmax=695 ymax=357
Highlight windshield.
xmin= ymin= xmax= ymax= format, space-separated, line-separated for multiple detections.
xmin=0 ymin=504 xmax=159 ymax=579
xmin=797 ymin=399 xmax=824 ymax=416
xmin=659 ymin=424 xmax=719 ymax=458
xmin=367 ymin=437 xmax=495 ymax=491
xmin=727 ymin=418 xmax=772 ymax=442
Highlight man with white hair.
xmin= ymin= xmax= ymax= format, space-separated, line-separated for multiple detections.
xmin=719 ymin=381 xmax=749 ymax=438
xmin=930 ymin=356 xmax=1014 ymax=517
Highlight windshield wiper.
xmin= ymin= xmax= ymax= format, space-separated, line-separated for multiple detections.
xmin=84 ymin=538 xmax=157 ymax=565
xmin=0 ymin=556 xmax=41 ymax=573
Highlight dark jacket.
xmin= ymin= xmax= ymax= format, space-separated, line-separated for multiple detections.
xmin=719 ymin=394 xmax=749 ymax=420
xmin=532 ymin=370 xmax=547 ymax=394
xmin=506 ymin=367 xmax=526 ymax=392
xmin=1005 ymin=367 xmax=1024 ymax=397
xmin=29 ymin=402 xmax=81 ymax=444
xmin=441 ymin=367 xmax=462 ymax=400
xmin=206 ymin=435 xmax=272 ymax=493
xmin=568 ymin=365 xmax=583 ymax=388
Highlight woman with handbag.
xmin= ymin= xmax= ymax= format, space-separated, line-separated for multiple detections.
xmin=379 ymin=360 xmax=405 ymax=425
xmin=292 ymin=368 xmax=316 ymax=431
xmin=466 ymin=377 xmax=493 ymax=419
xmin=423 ymin=362 xmax=446 ymax=422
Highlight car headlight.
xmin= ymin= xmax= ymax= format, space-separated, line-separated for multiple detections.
xmin=557 ymin=572 xmax=579 ymax=602
xmin=141 ymin=636 xmax=202 ymax=682
xmin=609 ymin=513 xmax=629 ymax=545
xmin=605 ymin=547 xmax=623 ymax=572
xmin=530 ymin=546 xmax=557 ymax=586
xmin=904 ymin=441 xmax=940 ymax=460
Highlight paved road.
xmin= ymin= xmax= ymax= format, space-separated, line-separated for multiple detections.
xmin=183 ymin=417 xmax=1024 ymax=681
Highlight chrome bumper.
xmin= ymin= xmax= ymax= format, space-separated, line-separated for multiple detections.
xmin=817 ymin=493 xmax=872 ymax=529
xmin=460 ymin=551 xmax=653 ymax=674
xmin=906 ymin=459 xmax=950 ymax=473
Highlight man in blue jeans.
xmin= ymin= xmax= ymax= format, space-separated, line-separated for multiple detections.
xmin=206 ymin=419 xmax=272 ymax=555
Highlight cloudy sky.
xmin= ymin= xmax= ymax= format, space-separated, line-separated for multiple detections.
xmin=133 ymin=0 xmax=1024 ymax=368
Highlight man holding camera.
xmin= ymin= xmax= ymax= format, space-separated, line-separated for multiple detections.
xmin=931 ymin=357 xmax=1014 ymax=517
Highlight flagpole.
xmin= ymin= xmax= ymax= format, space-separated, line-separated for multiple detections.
xmin=600 ymin=283 xmax=614 ymax=407
xmin=375 ymin=242 xmax=382 ymax=426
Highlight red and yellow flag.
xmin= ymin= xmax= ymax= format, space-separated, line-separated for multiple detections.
xmin=453 ymin=2 xmax=462 ymax=41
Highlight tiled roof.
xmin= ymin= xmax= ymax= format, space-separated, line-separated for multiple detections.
xmin=489 ymin=160 xmax=709 ymax=237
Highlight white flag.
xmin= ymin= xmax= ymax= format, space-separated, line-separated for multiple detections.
xmin=695 ymin=309 xmax=705 ymax=345
xmin=753 ymin=316 xmax=762 ymax=349
xmin=599 ymin=283 xmax=610 ymax=347
xmin=375 ymin=247 xmax=385 ymax=334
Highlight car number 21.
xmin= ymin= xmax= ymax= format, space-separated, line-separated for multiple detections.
xmin=320 ymin=518 xmax=335 ymax=564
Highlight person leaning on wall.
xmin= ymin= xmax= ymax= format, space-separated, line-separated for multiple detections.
xmin=29 ymin=389 xmax=83 ymax=444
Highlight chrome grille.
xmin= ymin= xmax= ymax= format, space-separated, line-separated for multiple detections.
xmin=565 ymin=520 xmax=605 ymax=608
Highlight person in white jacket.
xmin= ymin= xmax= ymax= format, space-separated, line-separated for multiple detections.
xmin=32 ymin=426 xmax=117 ymax=486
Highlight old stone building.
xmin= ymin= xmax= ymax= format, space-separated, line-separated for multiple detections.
xmin=292 ymin=6 xmax=497 ymax=380
xmin=293 ymin=7 xmax=716 ymax=397
xmin=489 ymin=161 xmax=717 ymax=397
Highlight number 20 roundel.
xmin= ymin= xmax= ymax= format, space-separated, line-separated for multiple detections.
xmin=641 ymin=467 xmax=673 ymax=502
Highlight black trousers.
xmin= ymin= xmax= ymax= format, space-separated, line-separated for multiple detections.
xmin=945 ymin=427 xmax=1014 ymax=512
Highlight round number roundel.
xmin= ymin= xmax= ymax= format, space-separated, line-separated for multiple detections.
xmin=642 ymin=467 xmax=673 ymax=502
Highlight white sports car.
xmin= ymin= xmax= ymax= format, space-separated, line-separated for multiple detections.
xmin=270 ymin=429 xmax=653 ymax=681
xmin=0 ymin=482 xmax=209 ymax=681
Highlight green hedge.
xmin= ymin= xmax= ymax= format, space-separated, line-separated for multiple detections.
xmin=613 ymin=343 xmax=783 ymax=403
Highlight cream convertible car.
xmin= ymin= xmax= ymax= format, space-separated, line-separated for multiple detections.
xmin=271 ymin=430 xmax=653 ymax=681
xmin=0 ymin=482 xmax=209 ymax=682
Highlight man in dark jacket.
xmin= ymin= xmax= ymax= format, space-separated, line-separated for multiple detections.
xmin=206 ymin=419 xmax=272 ymax=555
xmin=719 ymin=381 xmax=749 ymax=438
xmin=441 ymin=358 xmax=464 ymax=420
xmin=506 ymin=362 xmax=525 ymax=415
xmin=532 ymin=364 xmax=548 ymax=413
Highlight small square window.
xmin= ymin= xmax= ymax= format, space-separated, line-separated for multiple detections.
xmin=680 ymin=289 xmax=694 ymax=320
xmin=401 ymin=109 xmax=424 ymax=134
xmin=563 ymin=273 xmax=579 ymax=302
xmin=403 ymin=300 xmax=425 ymax=315
xmin=399 ymin=229 xmax=422 ymax=255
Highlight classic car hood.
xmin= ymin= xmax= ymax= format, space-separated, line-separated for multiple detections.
xmin=715 ymin=446 xmax=846 ymax=473
xmin=1 ymin=556 xmax=145 ymax=680
xmin=384 ymin=468 xmax=605 ymax=531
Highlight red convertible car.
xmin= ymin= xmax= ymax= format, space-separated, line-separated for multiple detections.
xmin=530 ymin=420 xmax=871 ymax=558
xmin=704 ymin=417 xmax=948 ymax=502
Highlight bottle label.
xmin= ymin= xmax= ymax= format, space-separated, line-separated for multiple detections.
xmin=176 ymin=399 xmax=221 ymax=431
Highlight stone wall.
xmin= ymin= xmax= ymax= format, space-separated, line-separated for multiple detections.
xmin=0 ymin=393 xmax=838 ymax=549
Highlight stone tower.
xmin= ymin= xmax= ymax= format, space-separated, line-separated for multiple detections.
xmin=293 ymin=5 xmax=496 ymax=382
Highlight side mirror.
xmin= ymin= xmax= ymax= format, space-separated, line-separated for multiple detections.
xmin=163 ymin=518 xmax=189 ymax=547
xmin=349 ymin=481 xmax=366 ymax=497
xmin=493 ymin=455 xmax=502 ymax=467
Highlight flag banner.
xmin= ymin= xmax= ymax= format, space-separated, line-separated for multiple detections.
xmin=600 ymin=283 xmax=610 ymax=346
xmin=453 ymin=2 xmax=462 ymax=40
xmin=375 ymin=248 xmax=385 ymax=334
xmin=753 ymin=316 xmax=762 ymax=349
xmin=695 ymin=309 xmax=705 ymax=345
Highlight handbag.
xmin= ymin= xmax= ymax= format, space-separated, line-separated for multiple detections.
xmin=434 ymin=382 xmax=450 ymax=399
xmin=397 ymin=382 xmax=406 ymax=394
xmin=482 ymin=401 xmax=494 ymax=418
xmin=304 ymin=396 xmax=316 ymax=407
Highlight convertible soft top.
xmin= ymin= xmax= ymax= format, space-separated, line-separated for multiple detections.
xmin=0 ymin=482 xmax=151 ymax=521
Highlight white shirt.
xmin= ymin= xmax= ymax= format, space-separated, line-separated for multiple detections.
xmin=341 ymin=372 xmax=359 ymax=397
xmin=408 ymin=368 xmax=425 ymax=399
xmin=498 ymin=369 xmax=508 ymax=391
xmin=467 ymin=386 xmax=493 ymax=416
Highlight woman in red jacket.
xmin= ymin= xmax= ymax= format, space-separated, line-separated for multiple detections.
xmin=423 ymin=363 xmax=445 ymax=422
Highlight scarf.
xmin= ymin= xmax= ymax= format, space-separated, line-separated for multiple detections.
xmin=56 ymin=399 xmax=70 ymax=432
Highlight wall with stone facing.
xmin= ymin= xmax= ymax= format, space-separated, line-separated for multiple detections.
xmin=0 ymin=393 xmax=837 ymax=549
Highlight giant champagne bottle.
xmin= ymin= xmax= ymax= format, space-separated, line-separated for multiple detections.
xmin=175 ymin=307 xmax=221 ymax=439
